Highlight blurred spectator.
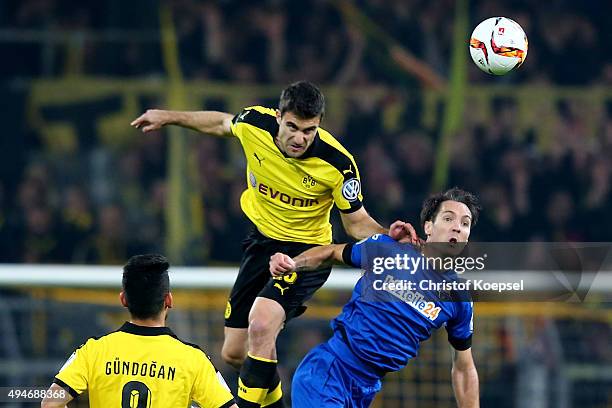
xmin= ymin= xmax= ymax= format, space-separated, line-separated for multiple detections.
xmin=138 ymin=179 xmax=167 ymax=253
xmin=582 ymin=155 xmax=612 ymax=241
xmin=21 ymin=205 xmax=69 ymax=263
xmin=543 ymin=190 xmax=583 ymax=242
xmin=61 ymin=185 xmax=94 ymax=252
xmin=207 ymin=180 xmax=251 ymax=264
xmin=75 ymin=203 xmax=145 ymax=264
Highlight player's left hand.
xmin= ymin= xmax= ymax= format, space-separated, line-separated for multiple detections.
xmin=269 ymin=252 xmax=296 ymax=277
xmin=388 ymin=221 xmax=422 ymax=246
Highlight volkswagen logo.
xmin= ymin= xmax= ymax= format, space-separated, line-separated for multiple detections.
xmin=341 ymin=178 xmax=361 ymax=201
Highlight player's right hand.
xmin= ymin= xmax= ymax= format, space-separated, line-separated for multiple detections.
xmin=269 ymin=252 xmax=296 ymax=277
xmin=389 ymin=220 xmax=422 ymax=245
xmin=130 ymin=109 xmax=169 ymax=133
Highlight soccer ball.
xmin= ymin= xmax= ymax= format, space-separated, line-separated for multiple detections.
xmin=469 ymin=17 xmax=528 ymax=75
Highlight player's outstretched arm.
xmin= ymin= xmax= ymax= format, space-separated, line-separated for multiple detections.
xmin=451 ymin=348 xmax=480 ymax=408
xmin=340 ymin=207 xmax=385 ymax=240
xmin=269 ymin=244 xmax=347 ymax=277
xmin=341 ymin=208 xmax=421 ymax=244
xmin=131 ymin=109 xmax=234 ymax=137
xmin=41 ymin=383 xmax=73 ymax=408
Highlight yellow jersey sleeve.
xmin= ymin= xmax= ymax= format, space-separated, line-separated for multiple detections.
xmin=331 ymin=156 xmax=363 ymax=213
xmin=54 ymin=340 xmax=92 ymax=396
xmin=230 ymin=106 xmax=277 ymax=142
xmin=229 ymin=111 xmax=243 ymax=140
xmin=192 ymin=354 xmax=235 ymax=408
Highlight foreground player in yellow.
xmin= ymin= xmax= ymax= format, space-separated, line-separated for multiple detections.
xmin=41 ymin=254 xmax=236 ymax=408
xmin=131 ymin=81 xmax=417 ymax=407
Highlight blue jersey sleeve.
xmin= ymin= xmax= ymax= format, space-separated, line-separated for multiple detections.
xmin=342 ymin=234 xmax=395 ymax=268
xmin=445 ymin=301 xmax=474 ymax=350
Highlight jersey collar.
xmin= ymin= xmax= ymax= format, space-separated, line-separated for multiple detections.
xmin=299 ymin=132 xmax=320 ymax=159
xmin=119 ymin=321 xmax=178 ymax=337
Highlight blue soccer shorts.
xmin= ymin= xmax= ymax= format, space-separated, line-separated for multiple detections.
xmin=291 ymin=342 xmax=382 ymax=408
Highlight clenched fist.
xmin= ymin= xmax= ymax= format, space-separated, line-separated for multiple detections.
xmin=388 ymin=220 xmax=422 ymax=246
xmin=269 ymin=252 xmax=296 ymax=277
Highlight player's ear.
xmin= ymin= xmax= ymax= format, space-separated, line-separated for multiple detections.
xmin=275 ymin=109 xmax=281 ymax=124
xmin=119 ymin=291 xmax=128 ymax=308
xmin=165 ymin=292 xmax=173 ymax=309
xmin=424 ymin=220 xmax=433 ymax=237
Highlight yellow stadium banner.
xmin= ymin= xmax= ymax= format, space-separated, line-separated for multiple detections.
xmin=432 ymin=0 xmax=469 ymax=191
xmin=159 ymin=3 xmax=201 ymax=264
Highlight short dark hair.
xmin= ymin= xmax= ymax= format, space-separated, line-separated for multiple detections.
xmin=122 ymin=254 xmax=170 ymax=319
xmin=278 ymin=81 xmax=325 ymax=119
xmin=420 ymin=187 xmax=481 ymax=230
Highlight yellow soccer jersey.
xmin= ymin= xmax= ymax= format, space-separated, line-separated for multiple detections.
xmin=230 ymin=106 xmax=363 ymax=245
xmin=54 ymin=322 xmax=234 ymax=408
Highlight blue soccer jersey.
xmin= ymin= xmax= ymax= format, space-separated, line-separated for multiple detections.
xmin=330 ymin=234 xmax=474 ymax=374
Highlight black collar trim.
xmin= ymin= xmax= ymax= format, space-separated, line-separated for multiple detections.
xmin=276 ymin=131 xmax=320 ymax=159
xmin=118 ymin=322 xmax=177 ymax=337
xmin=298 ymin=132 xmax=320 ymax=159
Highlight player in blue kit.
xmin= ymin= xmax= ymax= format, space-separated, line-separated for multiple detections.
xmin=269 ymin=188 xmax=481 ymax=407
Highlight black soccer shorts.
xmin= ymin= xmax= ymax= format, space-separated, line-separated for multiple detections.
xmin=224 ymin=225 xmax=332 ymax=328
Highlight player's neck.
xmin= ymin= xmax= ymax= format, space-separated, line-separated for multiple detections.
xmin=273 ymin=136 xmax=286 ymax=155
xmin=129 ymin=314 xmax=167 ymax=328
xmin=421 ymin=241 xmax=437 ymax=259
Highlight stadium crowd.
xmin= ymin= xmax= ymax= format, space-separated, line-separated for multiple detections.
xmin=1 ymin=0 xmax=609 ymax=85
xmin=0 ymin=0 xmax=610 ymax=266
